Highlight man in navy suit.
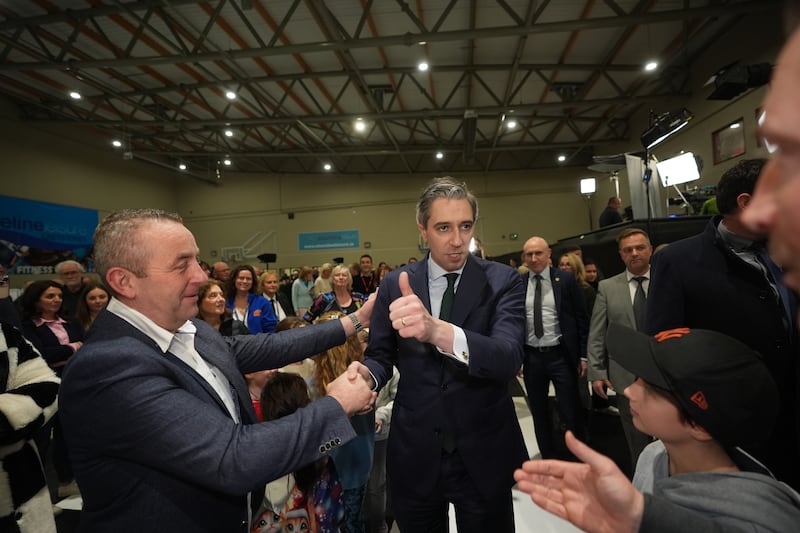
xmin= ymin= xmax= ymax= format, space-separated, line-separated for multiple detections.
xmin=521 ymin=236 xmax=589 ymax=459
xmin=362 ymin=177 xmax=528 ymax=532
xmin=59 ymin=209 xmax=376 ymax=532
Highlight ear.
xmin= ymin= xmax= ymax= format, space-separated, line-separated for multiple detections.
xmin=417 ymin=222 xmax=427 ymax=243
xmin=687 ymin=420 xmax=715 ymax=443
xmin=736 ymin=192 xmax=752 ymax=210
xmin=106 ymin=267 xmax=137 ymax=300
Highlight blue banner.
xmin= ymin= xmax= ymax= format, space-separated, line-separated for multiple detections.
xmin=298 ymin=230 xmax=359 ymax=251
xmin=0 ymin=196 xmax=98 ymax=274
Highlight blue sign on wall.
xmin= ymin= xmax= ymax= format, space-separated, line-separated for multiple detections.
xmin=0 ymin=195 xmax=99 ymax=274
xmin=298 ymin=230 xmax=359 ymax=251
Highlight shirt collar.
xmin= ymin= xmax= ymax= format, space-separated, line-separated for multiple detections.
xmin=626 ymin=269 xmax=650 ymax=281
xmin=32 ymin=316 xmax=66 ymax=327
xmin=427 ymin=255 xmax=466 ymax=281
xmin=717 ymin=219 xmax=758 ymax=252
xmin=106 ymin=298 xmax=193 ymax=354
xmin=531 ymin=266 xmax=550 ymax=279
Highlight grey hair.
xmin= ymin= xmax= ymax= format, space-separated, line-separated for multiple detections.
xmin=331 ymin=263 xmax=353 ymax=291
xmin=415 ymin=176 xmax=478 ymax=228
xmin=93 ymin=208 xmax=183 ymax=281
xmin=54 ymin=259 xmax=85 ymax=274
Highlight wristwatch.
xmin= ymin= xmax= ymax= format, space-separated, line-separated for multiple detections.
xmin=346 ymin=313 xmax=364 ymax=334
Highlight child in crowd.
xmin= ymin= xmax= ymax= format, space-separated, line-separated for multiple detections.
xmin=252 ymin=372 xmax=343 ymax=533
xmin=515 ymin=323 xmax=800 ymax=533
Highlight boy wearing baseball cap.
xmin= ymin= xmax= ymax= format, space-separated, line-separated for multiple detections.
xmin=515 ymin=324 xmax=800 ymax=532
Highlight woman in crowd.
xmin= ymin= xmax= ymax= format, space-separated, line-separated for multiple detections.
xmin=197 ymin=279 xmax=250 ymax=336
xmin=309 ymin=311 xmax=375 ymax=533
xmin=76 ymin=281 xmax=110 ymax=331
xmin=313 ymin=263 xmax=333 ymax=297
xmin=376 ymin=263 xmax=392 ymax=286
xmin=225 ymin=265 xmax=277 ymax=334
xmin=20 ymin=279 xmax=84 ymax=497
xmin=260 ymin=271 xmax=294 ymax=321
xmin=304 ymin=264 xmax=367 ymax=323
xmin=292 ymin=265 xmax=315 ymax=318
xmin=558 ymin=253 xmax=596 ymax=313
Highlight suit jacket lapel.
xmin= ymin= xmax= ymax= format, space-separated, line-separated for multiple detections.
xmin=550 ymin=268 xmax=563 ymax=313
xmin=408 ymin=259 xmax=431 ymax=313
xmin=192 ymin=324 xmax=252 ymax=420
xmin=616 ymin=274 xmax=636 ymax=326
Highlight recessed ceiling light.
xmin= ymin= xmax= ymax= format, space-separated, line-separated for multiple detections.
xmin=69 ymin=91 xmax=81 ymax=100
xmin=224 ymin=129 xmax=233 ymax=137
xmin=507 ymin=119 xmax=517 ymax=129
xmin=111 ymin=139 xmax=122 ymax=148
xmin=323 ymin=163 xmax=332 ymax=171
xmin=417 ymin=61 xmax=429 ymax=72
xmin=557 ymin=154 xmax=567 ymax=163
xmin=644 ymin=61 xmax=658 ymax=72
xmin=226 ymin=90 xmax=237 ymax=100
xmin=435 ymin=151 xmax=444 ymax=160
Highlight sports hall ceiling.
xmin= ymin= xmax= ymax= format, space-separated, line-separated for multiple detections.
xmin=0 ymin=1 xmax=779 ymax=180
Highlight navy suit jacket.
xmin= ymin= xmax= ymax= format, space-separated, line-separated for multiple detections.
xmin=363 ymin=254 xmax=528 ymax=502
xmin=22 ymin=317 xmax=84 ymax=372
xmin=60 ymin=310 xmax=355 ymax=533
xmin=539 ymin=268 xmax=589 ymax=367
xmin=645 ymin=217 xmax=799 ymax=485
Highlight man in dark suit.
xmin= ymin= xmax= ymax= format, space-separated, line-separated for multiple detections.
xmin=362 ymin=177 xmax=527 ymax=532
xmin=520 ymin=236 xmax=589 ymax=459
xmin=646 ymin=159 xmax=799 ymax=488
xmin=598 ymin=196 xmax=623 ymax=227
xmin=59 ymin=208 xmax=376 ymax=532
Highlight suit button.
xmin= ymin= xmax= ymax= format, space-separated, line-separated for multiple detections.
xmin=334 ymin=437 xmax=341 ymax=445
xmin=319 ymin=446 xmax=326 ymax=453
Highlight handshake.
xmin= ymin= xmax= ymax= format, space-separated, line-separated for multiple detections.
xmin=326 ymin=361 xmax=377 ymax=416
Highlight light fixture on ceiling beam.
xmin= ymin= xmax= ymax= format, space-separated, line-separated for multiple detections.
xmin=640 ymin=108 xmax=693 ymax=150
xmin=417 ymin=61 xmax=429 ymax=72
xmin=557 ymin=154 xmax=567 ymax=163
xmin=435 ymin=151 xmax=444 ymax=160
xmin=69 ymin=91 xmax=81 ymax=100
xmin=225 ymin=90 xmax=237 ymax=100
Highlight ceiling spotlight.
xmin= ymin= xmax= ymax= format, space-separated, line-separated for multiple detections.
xmin=644 ymin=60 xmax=658 ymax=72
xmin=69 ymin=91 xmax=81 ymax=100
xmin=323 ymin=163 xmax=332 ymax=171
xmin=557 ymin=154 xmax=567 ymax=163
xmin=417 ymin=61 xmax=429 ymax=72
xmin=178 ymin=163 xmax=187 ymax=171
xmin=223 ymin=158 xmax=232 ymax=166
xmin=354 ymin=119 xmax=366 ymax=133
xmin=224 ymin=129 xmax=234 ymax=137
xmin=506 ymin=119 xmax=517 ymax=129
xmin=225 ymin=90 xmax=237 ymax=100
xmin=729 ymin=122 xmax=741 ymax=129
xmin=435 ymin=151 xmax=444 ymax=160
xmin=111 ymin=139 xmax=122 ymax=148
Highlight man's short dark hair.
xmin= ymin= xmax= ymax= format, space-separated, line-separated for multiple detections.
xmin=616 ymin=227 xmax=650 ymax=245
xmin=716 ymin=159 xmax=767 ymax=215
xmin=360 ymin=254 xmax=372 ymax=262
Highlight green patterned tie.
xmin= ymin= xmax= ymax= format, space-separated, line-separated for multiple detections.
xmin=439 ymin=273 xmax=458 ymax=321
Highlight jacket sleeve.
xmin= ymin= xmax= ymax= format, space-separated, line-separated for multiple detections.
xmin=0 ymin=323 xmax=60 ymax=445
xmin=22 ymin=321 xmax=76 ymax=367
xmin=587 ymin=281 xmax=609 ymax=382
xmin=640 ymin=494 xmax=750 ymax=533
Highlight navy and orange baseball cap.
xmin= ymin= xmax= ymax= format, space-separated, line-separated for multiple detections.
xmin=606 ymin=323 xmax=779 ymax=448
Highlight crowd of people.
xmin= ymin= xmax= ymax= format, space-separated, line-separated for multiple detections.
xmin=5 ymin=8 xmax=800 ymax=528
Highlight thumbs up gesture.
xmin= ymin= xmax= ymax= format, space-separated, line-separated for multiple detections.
xmin=389 ymin=271 xmax=448 ymax=345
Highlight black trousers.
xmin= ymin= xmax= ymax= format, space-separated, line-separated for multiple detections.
xmin=523 ymin=345 xmax=586 ymax=459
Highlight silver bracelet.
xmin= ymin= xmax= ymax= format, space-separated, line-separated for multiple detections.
xmin=346 ymin=313 xmax=364 ymax=334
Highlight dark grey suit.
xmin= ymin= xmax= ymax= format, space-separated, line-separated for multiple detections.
xmin=60 ymin=310 xmax=355 ymax=533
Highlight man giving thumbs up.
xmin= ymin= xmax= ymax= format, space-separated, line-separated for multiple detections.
xmin=362 ymin=177 xmax=527 ymax=533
